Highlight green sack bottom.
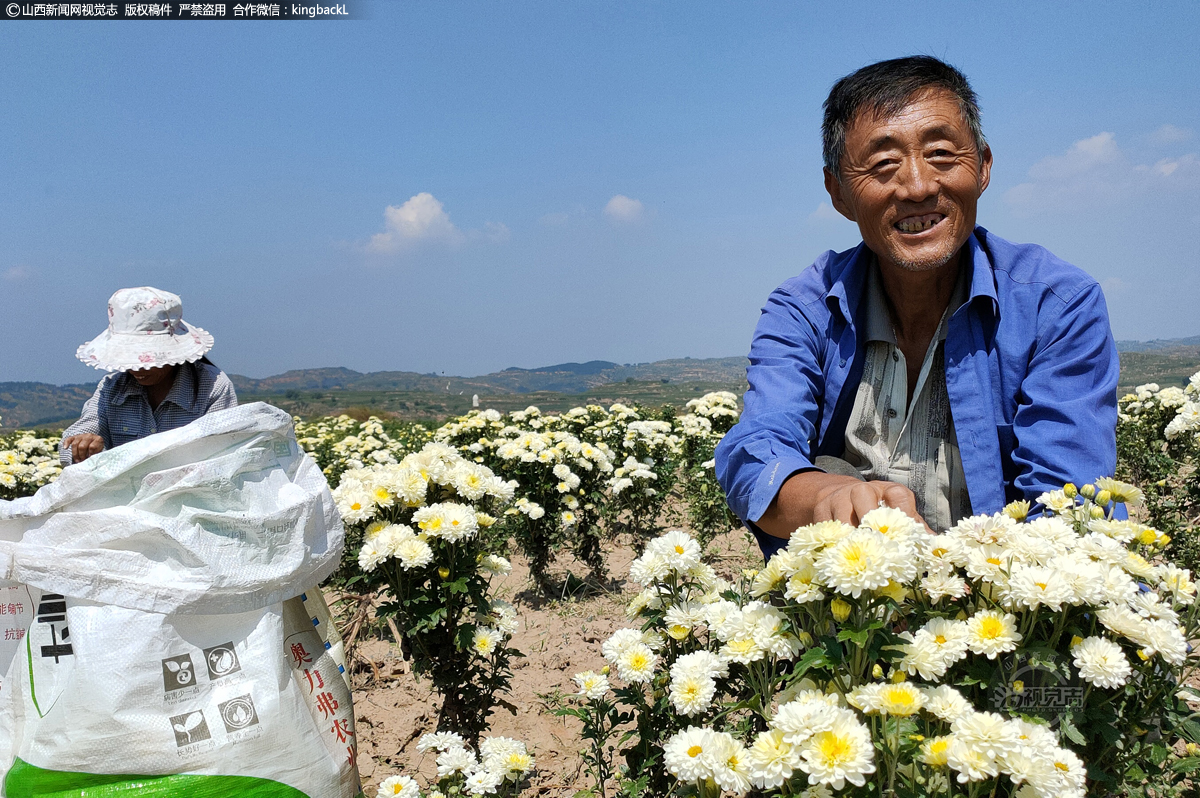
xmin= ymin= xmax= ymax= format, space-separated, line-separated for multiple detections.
xmin=4 ymin=758 xmax=363 ymax=798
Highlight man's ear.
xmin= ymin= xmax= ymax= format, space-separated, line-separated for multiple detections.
xmin=977 ymin=145 xmax=993 ymax=194
xmin=823 ymin=168 xmax=857 ymax=222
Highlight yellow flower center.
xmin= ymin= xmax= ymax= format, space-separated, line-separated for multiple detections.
xmin=815 ymin=732 xmax=852 ymax=764
xmin=1034 ymin=581 xmax=1048 ymax=591
xmin=986 ymin=557 xmax=1002 ymax=566
xmin=350 ymin=502 xmax=362 ymax=511
xmin=687 ymin=745 xmax=703 ymax=758
xmin=935 ymin=635 xmax=947 ymax=644
xmin=1055 ymin=762 xmax=1070 ymax=772
xmin=978 ymin=617 xmax=1005 ymax=639
xmin=674 ymin=545 xmax=685 ymax=554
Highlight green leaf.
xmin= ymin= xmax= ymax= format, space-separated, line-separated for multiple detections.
xmin=1170 ymin=756 xmax=1200 ymax=773
xmin=1059 ymin=714 xmax=1087 ymax=746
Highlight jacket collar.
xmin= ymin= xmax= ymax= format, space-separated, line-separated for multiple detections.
xmin=824 ymin=226 xmax=999 ymax=326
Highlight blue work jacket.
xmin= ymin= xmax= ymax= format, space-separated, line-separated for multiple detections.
xmin=715 ymin=227 xmax=1120 ymax=556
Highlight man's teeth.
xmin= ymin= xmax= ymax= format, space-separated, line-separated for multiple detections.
xmin=896 ymin=217 xmax=941 ymax=233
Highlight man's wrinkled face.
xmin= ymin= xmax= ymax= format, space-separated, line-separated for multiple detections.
xmin=825 ymin=88 xmax=992 ymax=274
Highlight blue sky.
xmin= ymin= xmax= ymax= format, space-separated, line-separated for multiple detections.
xmin=2 ymin=1 xmax=1198 ymax=384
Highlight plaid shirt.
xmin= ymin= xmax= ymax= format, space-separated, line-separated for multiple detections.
xmin=59 ymin=361 xmax=238 ymax=466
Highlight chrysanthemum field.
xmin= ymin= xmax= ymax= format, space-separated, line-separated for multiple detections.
xmin=3 ymin=377 xmax=1199 ymax=798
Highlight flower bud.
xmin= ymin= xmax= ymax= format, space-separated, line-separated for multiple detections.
xmin=891 ymin=669 xmax=906 ymax=683
xmin=830 ymin=598 xmax=852 ymax=622
xmin=1080 ymin=483 xmax=1096 ymax=499
xmin=438 ymin=567 xmax=451 ymax=579
xmin=1090 ymin=505 xmax=1105 ymax=519
xmin=1070 ymin=635 xmax=1084 ymax=649
xmin=1186 ymin=742 xmax=1200 ymax=757
xmin=1159 ymin=534 xmax=1172 ymax=546
xmin=1137 ymin=528 xmax=1158 ymax=546
xmin=1094 ymin=489 xmax=1112 ymax=507
xmin=600 ymin=665 xmax=610 ymax=675
xmin=871 ymin=664 xmax=884 ymax=679
xmin=1063 ymin=483 xmax=1078 ymax=498
xmin=797 ymin=631 xmax=814 ymax=647
xmin=1137 ymin=649 xmax=1150 ymax=662
xmin=1011 ymin=680 xmax=1025 ymax=694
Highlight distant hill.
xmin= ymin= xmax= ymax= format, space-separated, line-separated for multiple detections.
xmin=0 ymin=356 xmax=750 ymax=429
xmin=4 ymin=337 xmax=1197 ymax=430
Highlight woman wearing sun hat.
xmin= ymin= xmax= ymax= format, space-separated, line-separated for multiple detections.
xmin=59 ymin=286 xmax=238 ymax=466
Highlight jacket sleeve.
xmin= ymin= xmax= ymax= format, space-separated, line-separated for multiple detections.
xmin=715 ymin=289 xmax=828 ymax=524
xmin=58 ymin=378 xmax=110 ymax=466
xmin=205 ymin=370 xmax=239 ymax=413
xmin=1010 ymin=282 xmax=1119 ymax=502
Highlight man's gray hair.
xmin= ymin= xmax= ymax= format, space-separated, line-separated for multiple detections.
xmin=822 ymin=55 xmax=987 ymax=178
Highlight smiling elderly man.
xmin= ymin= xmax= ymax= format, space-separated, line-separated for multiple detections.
xmin=715 ymin=56 xmax=1120 ymax=558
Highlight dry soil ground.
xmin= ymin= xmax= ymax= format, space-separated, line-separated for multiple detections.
xmin=342 ymin=527 xmax=761 ymax=797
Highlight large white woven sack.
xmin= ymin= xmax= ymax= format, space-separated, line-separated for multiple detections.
xmin=0 ymin=403 xmax=360 ymax=798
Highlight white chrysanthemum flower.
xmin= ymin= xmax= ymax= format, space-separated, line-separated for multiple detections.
xmin=751 ymin=555 xmax=790 ymax=597
xmin=815 ymin=529 xmax=903 ymax=598
xmin=951 ymin=711 xmax=1022 ymax=764
xmin=771 ymin=692 xmax=845 ymax=746
xmin=602 ymin=628 xmax=656 ymax=664
xmin=1097 ymin=604 xmax=1148 ymax=642
xmin=416 ymin=731 xmax=465 ymax=752
xmin=1139 ymin=619 xmax=1188 ymax=665
xmin=1087 ymin=518 xmax=1138 ymax=544
xmin=919 ymin=736 xmax=952 ymax=766
xmin=671 ymin=650 xmax=729 ymax=680
xmin=472 ymin=626 xmax=503 ymax=657
xmin=480 ymin=554 xmax=512 ymax=576
xmin=436 ymin=746 xmax=478 ymax=778
xmin=1036 ymin=490 xmax=1075 ymax=514
xmin=670 ymin=671 xmax=717 ymax=716
xmin=787 ymin=520 xmax=855 ymax=555
xmin=1095 ymin=477 xmax=1144 ymax=508
xmin=615 ymin=643 xmax=657 ymax=683
xmin=1071 ymin=636 xmax=1132 ymax=689
xmin=784 ymin=556 xmax=825 ymax=603
xmin=899 ymin=618 xmax=970 ymax=680
xmin=797 ymin=712 xmax=876 ymax=790
xmin=358 ymin=538 xmax=388 ymax=572
xmin=1130 ymin=591 xmax=1179 ymax=623
xmin=945 ymin=735 xmax=999 ymax=783
xmin=966 ymin=610 xmax=1022 ymax=659
xmin=649 ymin=530 xmax=703 ymax=572
xmin=859 ymin=505 xmax=920 ymax=545
xmin=921 ymin=568 xmax=969 ymax=601
xmin=629 ymin=551 xmax=671 ymax=586
xmin=664 ymin=727 xmax=715 ymax=781
xmin=488 ymin=600 xmax=519 ymax=636
xmin=463 ymin=767 xmax=505 ymax=796
xmin=337 ymin=488 xmax=375 ymax=523
xmin=1005 ymin=564 xmax=1074 ymax=611
xmin=920 ymin=685 xmax=973 ymax=724
xmin=1158 ymin=565 xmax=1197 ymax=606
xmin=573 ymin=670 xmax=610 ymax=700
xmin=395 ymin=537 xmax=434 ymax=570
xmin=664 ymin=603 xmax=708 ymax=639
xmin=376 ymin=774 xmax=420 ymax=798
xmin=964 ymin=544 xmax=1015 ymax=583
xmin=479 ymin=735 xmax=525 ymax=764
xmin=747 ymin=729 xmax=801 ymax=790
xmin=948 ymin=513 xmax=1017 ymax=547
xmin=707 ymin=732 xmax=752 ymax=796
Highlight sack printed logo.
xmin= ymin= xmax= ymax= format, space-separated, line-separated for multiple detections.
xmin=218 ymin=694 xmax=259 ymax=732
xmin=161 ymin=654 xmax=195 ymax=691
xmin=170 ymin=710 xmax=211 ymax=746
xmin=202 ymin=642 xmax=241 ymax=680
xmin=36 ymin=593 xmax=72 ymax=662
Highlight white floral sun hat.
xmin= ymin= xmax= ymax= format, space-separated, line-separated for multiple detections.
xmin=76 ymin=287 xmax=214 ymax=372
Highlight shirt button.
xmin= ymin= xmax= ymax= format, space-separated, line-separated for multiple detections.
xmin=892 ymin=351 xmax=900 ymax=362
xmin=838 ymin=358 xmax=847 ymax=368
xmin=887 ymin=408 xmax=898 ymax=418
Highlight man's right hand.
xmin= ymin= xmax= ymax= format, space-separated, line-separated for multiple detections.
xmin=757 ymin=470 xmax=930 ymax=539
xmin=62 ymin=433 xmax=105 ymax=463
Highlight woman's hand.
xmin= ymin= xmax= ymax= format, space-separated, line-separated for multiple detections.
xmin=62 ymin=433 xmax=105 ymax=463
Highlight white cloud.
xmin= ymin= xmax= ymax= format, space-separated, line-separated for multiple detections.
xmin=603 ymin=194 xmax=644 ymax=223
xmin=1004 ymin=132 xmax=1200 ymax=214
xmin=367 ymin=192 xmax=462 ymax=253
xmin=475 ymin=221 xmax=510 ymax=243
xmin=2 ymin=266 xmax=30 ymax=281
xmin=1149 ymin=123 xmax=1193 ymax=145
xmin=807 ymin=201 xmax=844 ymax=222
